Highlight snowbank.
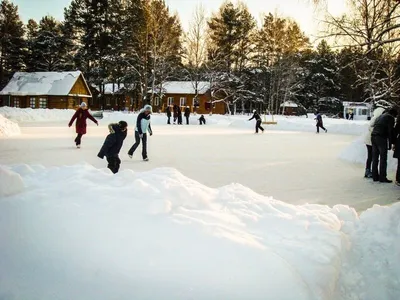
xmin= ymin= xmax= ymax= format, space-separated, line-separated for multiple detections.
xmin=0 ymin=114 xmax=21 ymax=137
xmin=0 ymin=164 xmax=399 ymax=300
xmin=339 ymin=135 xmax=397 ymax=171
xmin=0 ymin=106 xmax=75 ymax=122
xmin=0 ymin=166 xmax=24 ymax=196
xmin=0 ymin=108 xmax=369 ymax=136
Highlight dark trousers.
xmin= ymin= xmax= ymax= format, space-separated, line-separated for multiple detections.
xmin=186 ymin=116 xmax=189 ymax=125
xmin=256 ymin=120 xmax=264 ymax=133
xmin=371 ymin=135 xmax=388 ymax=181
xmin=365 ymin=145 xmax=373 ymax=170
xmin=128 ymin=131 xmax=147 ymax=159
xmin=200 ymin=119 xmax=205 ymax=125
xmin=316 ymin=123 xmax=326 ymax=133
xmin=107 ymin=156 xmax=121 ymax=174
xmin=178 ymin=115 xmax=182 ymax=125
xmin=74 ymin=133 xmax=83 ymax=145
xmin=167 ymin=116 xmax=171 ymax=124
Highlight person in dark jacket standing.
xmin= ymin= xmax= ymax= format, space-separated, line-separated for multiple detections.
xmin=68 ymin=102 xmax=98 ymax=148
xmin=393 ymin=114 xmax=400 ymax=186
xmin=166 ymin=106 xmax=172 ymax=124
xmin=314 ymin=111 xmax=327 ymax=133
xmin=128 ymin=105 xmax=153 ymax=161
xmin=371 ymin=108 xmax=398 ymax=183
xmin=173 ymin=105 xmax=179 ymax=124
xmin=249 ymin=110 xmax=264 ymax=133
xmin=184 ymin=106 xmax=191 ymax=125
xmin=177 ymin=106 xmax=183 ymax=125
xmin=98 ymin=121 xmax=128 ymax=174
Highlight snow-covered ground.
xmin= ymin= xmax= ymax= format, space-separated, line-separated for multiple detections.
xmin=0 ymin=114 xmax=20 ymax=137
xmin=0 ymin=108 xmax=399 ymax=300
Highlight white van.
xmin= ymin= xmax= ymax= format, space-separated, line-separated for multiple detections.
xmin=343 ymin=102 xmax=372 ymax=121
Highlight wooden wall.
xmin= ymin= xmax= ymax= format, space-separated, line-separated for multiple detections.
xmin=69 ymin=75 xmax=91 ymax=96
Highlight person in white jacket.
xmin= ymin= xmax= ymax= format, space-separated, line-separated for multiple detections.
xmin=364 ymin=107 xmax=386 ymax=178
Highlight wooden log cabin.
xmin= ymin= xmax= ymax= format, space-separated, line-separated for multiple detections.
xmin=150 ymin=81 xmax=226 ymax=115
xmin=0 ymin=71 xmax=92 ymax=109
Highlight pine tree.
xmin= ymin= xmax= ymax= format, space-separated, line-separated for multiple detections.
xmin=25 ymin=19 xmax=39 ymax=72
xmin=0 ymin=0 xmax=25 ymax=89
xmin=28 ymin=16 xmax=73 ymax=71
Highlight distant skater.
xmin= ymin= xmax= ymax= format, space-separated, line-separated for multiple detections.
xmin=199 ymin=115 xmax=206 ymax=125
xmin=394 ymin=114 xmax=400 ymax=186
xmin=315 ymin=111 xmax=327 ymax=133
xmin=249 ymin=110 xmax=264 ymax=133
xmin=173 ymin=105 xmax=179 ymax=124
xmin=128 ymin=105 xmax=153 ymax=161
xmin=68 ymin=102 xmax=98 ymax=148
xmin=177 ymin=106 xmax=183 ymax=125
xmin=166 ymin=106 xmax=172 ymax=124
xmin=184 ymin=106 xmax=191 ymax=125
xmin=97 ymin=121 xmax=128 ymax=174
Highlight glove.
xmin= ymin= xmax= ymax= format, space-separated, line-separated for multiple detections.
xmin=68 ymin=124 xmax=71 ymax=127
xmin=150 ymin=132 xmax=153 ymax=136
xmin=97 ymin=154 xmax=104 ymax=159
xmin=139 ymin=134 xmax=144 ymax=138
xmin=96 ymin=122 xmax=99 ymax=126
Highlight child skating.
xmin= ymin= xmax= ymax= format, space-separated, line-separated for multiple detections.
xmin=128 ymin=105 xmax=153 ymax=161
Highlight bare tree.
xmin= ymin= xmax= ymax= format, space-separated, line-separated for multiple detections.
xmin=183 ymin=4 xmax=208 ymax=104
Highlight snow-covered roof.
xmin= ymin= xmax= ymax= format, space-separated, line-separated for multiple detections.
xmin=0 ymin=71 xmax=91 ymax=97
xmin=280 ymin=101 xmax=298 ymax=108
xmin=151 ymin=81 xmax=210 ymax=95
xmin=103 ymin=83 xmax=125 ymax=95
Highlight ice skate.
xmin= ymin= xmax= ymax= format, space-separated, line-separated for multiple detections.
xmin=143 ymin=158 xmax=149 ymax=162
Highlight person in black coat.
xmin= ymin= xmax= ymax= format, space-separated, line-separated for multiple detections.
xmin=249 ymin=110 xmax=264 ymax=133
xmin=177 ymin=106 xmax=183 ymax=125
xmin=314 ymin=111 xmax=327 ymax=133
xmin=166 ymin=106 xmax=172 ymax=124
xmin=98 ymin=121 xmax=128 ymax=174
xmin=393 ymin=114 xmax=400 ymax=185
xmin=199 ymin=115 xmax=206 ymax=125
xmin=184 ymin=106 xmax=191 ymax=125
xmin=371 ymin=107 xmax=398 ymax=183
xmin=173 ymin=105 xmax=179 ymax=124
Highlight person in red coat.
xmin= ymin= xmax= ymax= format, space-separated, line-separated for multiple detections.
xmin=68 ymin=102 xmax=98 ymax=148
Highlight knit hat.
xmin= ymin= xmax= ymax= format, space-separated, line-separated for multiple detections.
xmin=80 ymin=102 xmax=87 ymax=108
xmin=144 ymin=105 xmax=152 ymax=113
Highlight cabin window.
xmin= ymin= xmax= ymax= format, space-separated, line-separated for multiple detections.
xmin=154 ymin=97 xmax=160 ymax=106
xmin=30 ymin=97 xmax=36 ymax=108
xmin=361 ymin=109 xmax=368 ymax=116
xmin=167 ymin=97 xmax=174 ymax=106
xmin=39 ymin=98 xmax=47 ymax=108
xmin=180 ymin=97 xmax=187 ymax=107
xmin=13 ymin=98 xmax=20 ymax=108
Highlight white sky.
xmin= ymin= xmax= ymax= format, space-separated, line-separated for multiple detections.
xmin=165 ymin=0 xmax=347 ymax=39
xmin=13 ymin=0 xmax=347 ymax=40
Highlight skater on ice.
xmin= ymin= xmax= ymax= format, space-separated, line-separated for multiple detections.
xmin=364 ymin=107 xmax=385 ymax=178
xmin=314 ymin=111 xmax=327 ymax=133
xmin=177 ymin=106 xmax=183 ymax=125
xmin=128 ymin=105 xmax=153 ymax=161
xmin=173 ymin=105 xmax=179 ymax=124
xmin=68 ymin=102 xmax=98 ymax=148
xmin=166 ymin=105 xmax=172 ymax=124
xmin=371 ymin=107 xmax=398 ymax=183
xmin=249 ymin=110 xmax=264 ymax=133
xmin=184 ymin=106 xmax=191 ymax=125
xmin=199 ymin=115 xmax=206 ymax=125
xmin=97 ymin=121 xmax=128 ymax=174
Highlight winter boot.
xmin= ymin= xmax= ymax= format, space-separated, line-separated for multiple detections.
xmin=364 ymin=169 xmax=372 ymax=178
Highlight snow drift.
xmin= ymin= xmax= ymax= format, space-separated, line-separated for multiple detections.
xmin=0 ymin=164 xmax=399 ymax=300
xmin=0 ymin=114 xmax=21 ymax=137
xmin=0 ymin=107 xmax=370 ymax=136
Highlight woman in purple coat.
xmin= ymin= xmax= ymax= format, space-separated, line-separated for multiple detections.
xmin=68 ymin=102 xmax=98 ymax=148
